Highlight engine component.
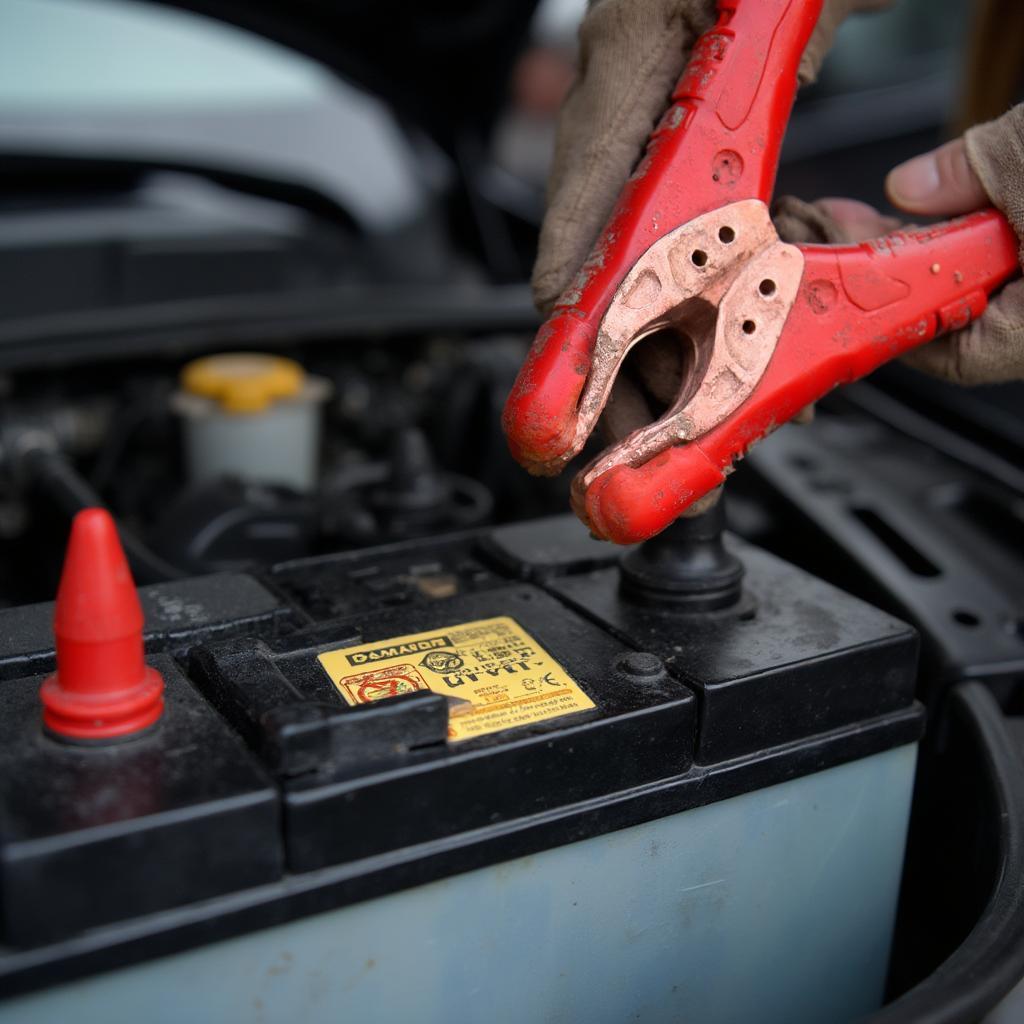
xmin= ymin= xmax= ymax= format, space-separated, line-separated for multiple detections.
xmin=16 ymin=446 xmax=184 ymax=584
xmin=149 ymin=479 xmax=314 ymax=575
xmin=173 ymin=352 xmax=332 ymax=492
xmin=619 ymin=497 xmax=744 ymax=609
xmin=322 ymin=427 xmax=493 ymax=545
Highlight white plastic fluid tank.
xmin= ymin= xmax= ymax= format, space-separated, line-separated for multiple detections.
xmin=173 ymin=352 xmax=332 ymax=491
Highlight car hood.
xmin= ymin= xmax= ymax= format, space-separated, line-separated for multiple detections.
xmin=151 ymin=0 xmax=538 ymax=151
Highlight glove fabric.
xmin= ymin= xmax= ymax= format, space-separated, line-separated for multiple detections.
xmin=902 ymin=103 xmax=1024 ymax=385
xmin=533 ymin=0 xmax=890 ymax=314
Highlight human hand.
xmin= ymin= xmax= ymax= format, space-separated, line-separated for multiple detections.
xmin=885 ymin=104 xmax=1024 ymax=384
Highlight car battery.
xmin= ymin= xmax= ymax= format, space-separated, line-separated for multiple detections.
xmin=0 ymin=511 xmax=922 ymax=1024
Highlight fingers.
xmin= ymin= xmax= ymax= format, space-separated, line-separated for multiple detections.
xmin=628 ymin=332 xmax=684 ymax=407
xmin=965 ymin=103 xmax=1024 ymax=239
xmin=897 ymin=106 xmax=1024 ymax=385
xmin=679 ymin=485 xmax=722 ymax=518
xmin=813 ymin=198 xmax=901 ymax=241
xmin=901 ymin=279 xmax=1024 ymax=385
xmin=772 ymin=195 xmax=848 ymax=244
xmin=601 ymin=375 xmax=653 ymax=441
xmin=600 ymin=332 xmax=684 ymax=440
xmin=531 ymin=0 xmax=715 ymax=315
xmin=772 ymin=195 xmax=899 ymax=244
xmin=885 ymin=138 xmax=989 ymax=217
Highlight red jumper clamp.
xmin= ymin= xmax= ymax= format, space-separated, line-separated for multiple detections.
xmin=503 ymin=0 xmax=1020 ymax=543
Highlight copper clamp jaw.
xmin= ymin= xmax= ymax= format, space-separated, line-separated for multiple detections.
xmin=563 ymin=199 xmax=803 ymax=509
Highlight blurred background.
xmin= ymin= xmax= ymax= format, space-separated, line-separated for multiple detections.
xmin=0 ymin=0 xmax=978 ymax=278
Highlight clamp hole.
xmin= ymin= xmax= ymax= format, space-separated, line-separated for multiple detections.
xmin=759 ymin=279 xmax=776 ymax=296
xmin=742 ymin=320 xmax=756 ymax=334
xmin=691 ymin=249 xmax=708 ymax=267
xmin=718 ymin=226 xmax=735 ymax=244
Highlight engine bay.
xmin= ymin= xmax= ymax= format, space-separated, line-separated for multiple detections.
xmin=2 ymin=0 xmax=1024 ymax=1017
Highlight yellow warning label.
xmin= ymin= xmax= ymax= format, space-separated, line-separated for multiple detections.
xmin=318 ymin=616 xmax=595 ymax=742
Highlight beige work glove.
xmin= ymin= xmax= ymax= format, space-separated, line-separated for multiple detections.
xmin=884 ymin=104 xmax=1024 ymax=385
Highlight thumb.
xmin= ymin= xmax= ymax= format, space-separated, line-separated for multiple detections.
xmin=885 ymin=137 xmax=990 ymax=217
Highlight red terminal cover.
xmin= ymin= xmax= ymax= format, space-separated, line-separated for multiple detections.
xmin=39 ymin=508 xmax=164 ymax=741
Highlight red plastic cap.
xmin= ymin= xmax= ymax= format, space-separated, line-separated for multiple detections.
xmin=40 ymin=508 xmax=164 ymax=741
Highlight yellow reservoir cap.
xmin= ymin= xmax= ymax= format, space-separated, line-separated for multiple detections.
xmin=181 ymin=353 xmax=306 ymax=414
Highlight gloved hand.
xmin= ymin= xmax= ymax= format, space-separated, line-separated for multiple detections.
xmin=530 ymin=0 xmax=890 ymax=515
xmin=886 ymin=104 xmax=1024 ymax=384
xmin=779 ymin=105 xmax=1024 ymax=385
xmin=533 ymin=0 xmax=890 ymax=316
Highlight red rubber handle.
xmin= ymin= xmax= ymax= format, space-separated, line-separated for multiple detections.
xmin=582 ymin=210 xmax=1020 ymax=542
xmin=503 ymin=0 xmax=822 ymax=471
